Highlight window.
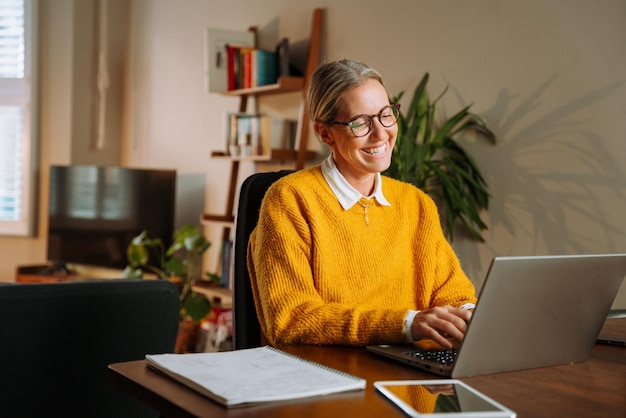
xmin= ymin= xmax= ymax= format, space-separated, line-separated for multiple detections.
xmin=0 ymin=0 xmax=37 ymax=236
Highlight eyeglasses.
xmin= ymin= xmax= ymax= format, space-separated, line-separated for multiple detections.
xmin=325 ymin=103 xmax=401 ymax=137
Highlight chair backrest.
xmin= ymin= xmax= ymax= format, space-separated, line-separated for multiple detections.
xmin=233 ymin=170 xmax=295 ymax=349
xmin=0 ymin=278 xmax=179 ymax=418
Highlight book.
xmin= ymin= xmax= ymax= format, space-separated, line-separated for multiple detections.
xmin=145 ymin=346 xmax=366 ymax=407
xmin=219 ymin=239 xmax=232 ymax=288
xmin=239 ymin=47 xmax=254 ymax=89
xmin=224 ymin=113 xmax=297 ymax=157
xmin=254 ymin=49 xmax=277 ymax=86
xmin=225 ymin=45 xmax=254 ymax=90
xmin=225 ymin=45 xmax=239 ymax=90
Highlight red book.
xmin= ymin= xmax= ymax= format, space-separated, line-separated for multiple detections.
xmin=227 ymin=45 xmax=252 ymax=90
xmin=225 ymin=45 xmax=239 ymax=90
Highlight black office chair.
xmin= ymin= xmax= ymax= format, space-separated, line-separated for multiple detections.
xmin=0 ymin=279 xmax=179 ymax=418
xmin=233 ymin=170 xmax=295 ymax=350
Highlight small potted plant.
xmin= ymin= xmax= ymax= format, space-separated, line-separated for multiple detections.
xmin=123 ymin=225 xmax=213 ymax=352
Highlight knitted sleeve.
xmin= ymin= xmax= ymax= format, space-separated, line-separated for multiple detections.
xmin=410 ymin=188 xmax=477 ymax=309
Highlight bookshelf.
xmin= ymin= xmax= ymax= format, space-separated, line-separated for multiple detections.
xmin=202 ymin=8 xmax=324 ymax=250
xmin=219 ymin=75 xmax=304 ymax=97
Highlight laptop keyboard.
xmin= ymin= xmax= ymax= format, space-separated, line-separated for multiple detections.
xmin=407 ymin=348 xmax=459 ymax=365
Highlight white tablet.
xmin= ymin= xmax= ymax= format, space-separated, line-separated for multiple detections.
xmin=374 ymin=380 xmax=516 ymax=418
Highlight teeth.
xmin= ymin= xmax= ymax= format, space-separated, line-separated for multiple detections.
xmin=363 ymin=144 xmax=386 ymax=156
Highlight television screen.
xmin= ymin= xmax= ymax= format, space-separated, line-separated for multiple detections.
xmin=47 ymin=165 xmax=177 ymax=269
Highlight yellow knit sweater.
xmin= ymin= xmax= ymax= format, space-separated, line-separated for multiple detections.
xmin=247 ymin=166 xmax=476 ymax=347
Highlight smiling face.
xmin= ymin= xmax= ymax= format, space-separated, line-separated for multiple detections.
xmin=315 ymin=78 xmax=397 ymax=195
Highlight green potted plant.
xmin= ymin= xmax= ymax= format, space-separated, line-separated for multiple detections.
xmin=123 ymin=225 xmax=212 ymax=324
xmin=384 ymin=73 xmax=497 ymax=242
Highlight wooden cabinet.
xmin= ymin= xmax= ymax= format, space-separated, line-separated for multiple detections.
xmin=16 ymin=263 xmax=123 ymax=283
xmin=202 ymin=9 xmax=324 ymax=245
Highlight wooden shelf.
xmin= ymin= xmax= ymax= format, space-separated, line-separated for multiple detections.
xmin=220 ymin=76 xmax=304 ymax=97
xmin=201 ymin=214 xmax=235 ymax=226
xmin=192 ymin=282 xmax=232 ymax=309
xmin=210 ymin=148 xmax=317 ymax=162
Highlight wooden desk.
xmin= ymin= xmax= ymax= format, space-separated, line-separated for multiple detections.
xmin=109 ymin=319 xmax=626 ymax=418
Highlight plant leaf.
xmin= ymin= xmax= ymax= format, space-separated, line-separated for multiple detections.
xmin=180 ymin=292 xmax=211 ymax=323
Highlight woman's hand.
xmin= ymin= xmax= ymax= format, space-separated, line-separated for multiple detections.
xmin=410 ymin=306 xmax=473 ymax=348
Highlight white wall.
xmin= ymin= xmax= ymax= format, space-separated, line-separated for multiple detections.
xmin=3 ymin=0 xmax=625 ymax=308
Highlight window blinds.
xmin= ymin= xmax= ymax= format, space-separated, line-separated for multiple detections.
xmin=0 ymin=0 xmax=25 ymax=79
xmin=0 ymin=0 xmax=35 ymax=235
xmin=0 ymin=106 xmax=22 ymax=222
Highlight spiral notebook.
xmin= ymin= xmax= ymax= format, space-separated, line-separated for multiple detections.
xmin=145 ymin=346 xmax=366 ymax=407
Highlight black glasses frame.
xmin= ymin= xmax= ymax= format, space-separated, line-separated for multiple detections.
xmin=325 ymin=103 xmax=401 ymax=137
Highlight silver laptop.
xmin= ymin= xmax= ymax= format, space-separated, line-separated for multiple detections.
xmin=367 ymin=254 xmax=626 ymax=378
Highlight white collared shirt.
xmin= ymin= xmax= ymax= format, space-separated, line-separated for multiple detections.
xmin=320 ymin=155 xmax=391 ymax=209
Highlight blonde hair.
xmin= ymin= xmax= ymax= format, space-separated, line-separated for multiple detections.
xmin=306 ymin=59 xmax=385 ymax=123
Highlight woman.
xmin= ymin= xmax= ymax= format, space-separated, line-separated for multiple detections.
xmin=247 ymin=59 xmax=476 ymax=348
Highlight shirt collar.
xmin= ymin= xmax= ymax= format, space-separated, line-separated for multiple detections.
xmin=321 ymin=155 xmax=391 ymax=210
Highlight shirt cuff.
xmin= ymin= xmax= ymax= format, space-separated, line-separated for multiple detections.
xmin=404 ymin=310 xmax=420 ymax=342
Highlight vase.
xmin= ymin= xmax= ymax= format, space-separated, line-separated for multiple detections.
xmin=175 ymin=318 xmax=200 ymax=354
